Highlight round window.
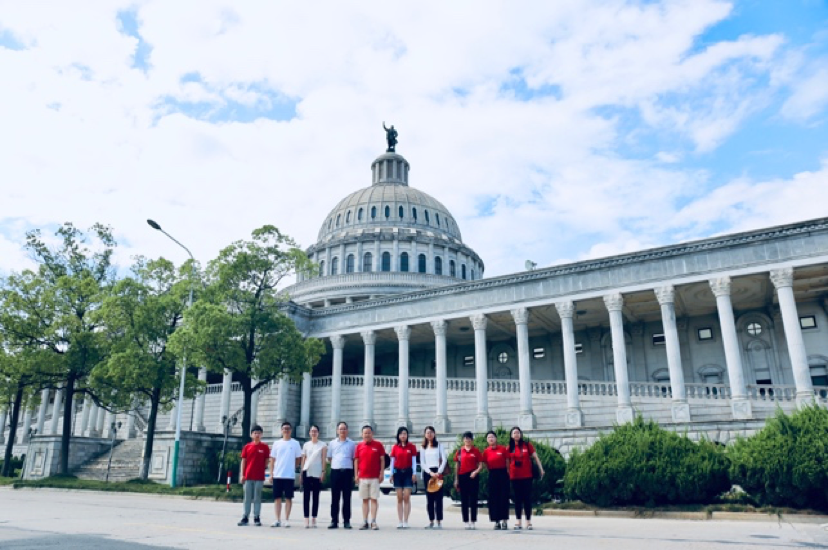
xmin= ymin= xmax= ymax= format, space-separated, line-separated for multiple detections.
xmin=498 ymin=352 xmax=509 ymax=364
xmin=746 ymin=322 xmax=762 ymax=336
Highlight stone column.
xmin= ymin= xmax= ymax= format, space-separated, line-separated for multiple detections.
xmin=49 ymin=386 xmax=64 ymax=435
xmin=770 ymin=267 xmax=814 ymax=407
xmin=428 ymin=242 xmax=435 ymax=274
xmin=102 ymin=410 xmax=115 ymax=439
xmin=125 ymin=401 xmax=137 ymax=439
xmin=392 ymin=239 xmax=400 ymax=272
xmin=374 ymin=241 xmax=380 ymax=272
xmin=78 ymin=395 xmax=91 ymax=436
xmin=193 ymin=367 xmax=207 ymax=432
xmin=709 ymin=277 xmax=752 ymax=419
xmin=325 ymin=247 xmax=332 ymax=276
xmin=361 ymin=330 xmax=376 ymax=430
xmin=250 ymin=379 xmax=261 ymax=428
xmin=356 ymin=241 xmax=364 ymax=272
xmin=36 ymin=388 xmax=50 ymax=435
xmin=556 ymin=301 xmax=583 ymax=427
xmin=298 ymin=372 xmax=312 ymax=437
xmin=395 ymin=325 xmax=412 ymax=430
xmin=19 ymin=402 xmax=33 ymax=443
xmin=218 ymin=369 xmax=232 ymax=431
xmin=512 ymin=308 xmax=536 ymax=429
xmin=167 ymin=398 xmax=177 ymax=431
xmin=86 ymin=403 xmax=100 ymax=437
xmin=339 ymin=243 xmax=346 ymax=274
xmin=0 ymin=408 xmax=6 ymax=445
xmin=96 ymin=404 xmax=106 ymax=435
xmin=431 ymin=320 xmax=450 ymax=433
xmin=603 ymin=293 xmax=634 ymax=423
xmin=275 ymin=377 xmax=289 ymax=430
xmin=329 ymin=335 xmax=345 ymax=436
xmin=655 ymin=286 xmax=690 ymax=422
xmin=470 ymin=314 xmax=492 ymax=431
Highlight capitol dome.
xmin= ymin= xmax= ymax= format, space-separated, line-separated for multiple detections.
xmin=286 ymin=150 xmax=485 ymax=309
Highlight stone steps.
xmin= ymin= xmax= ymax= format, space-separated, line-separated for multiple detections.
xmin=73 ymin=437 xmax=146 ymax=482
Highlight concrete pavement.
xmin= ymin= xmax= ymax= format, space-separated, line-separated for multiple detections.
xmin=1 ymin=487 xmax=827 ymax=549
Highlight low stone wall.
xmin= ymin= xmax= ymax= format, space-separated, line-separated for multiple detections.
xmin=23 ymin=435 xmax=111 ymax=480
xmin=147 ymin=431 xmax=243 ymax=486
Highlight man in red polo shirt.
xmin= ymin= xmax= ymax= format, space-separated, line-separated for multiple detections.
xmin=237 ymin=425 xmax=270 ymax=527
xmin=354 ymin=425 xmax=385 ymax=530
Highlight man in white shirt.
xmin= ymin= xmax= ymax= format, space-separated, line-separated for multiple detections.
xmin=327 ymin=421 xmax=356 ymax=529
xmin=269 ymin=422 xmax=302 ymax=528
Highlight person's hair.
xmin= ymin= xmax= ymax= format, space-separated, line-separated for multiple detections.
xmin=395 ymin=426 xmax=409 ymax=445
xmin=251 ymin=424 xmax=263 ymax=434
xmin=508 ymin=426 xmax=526 ymax=452
xmin=361 ymin=425 xmax=373 ymax=433
xmin=281 ymin=422 xmax=292 ymax=429
xmin=462 ymin=431 xmax=474 ymax=441
xmin=422 ymin=426 xmax=439 ymax=448
xmin=309 ymin=424 xmax=320 ymax=434
xmin=337 ymin=421 xmax=348 ymax=429
xmin=485 ymin=430 xmax=497 ymax=446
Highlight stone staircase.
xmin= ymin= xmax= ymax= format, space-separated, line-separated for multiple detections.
xmin=73 ymin=437 xmax=145 ymax=482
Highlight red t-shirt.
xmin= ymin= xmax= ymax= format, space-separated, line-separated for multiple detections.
xmin=454 ymin=446 xmax=483 ymax=475
xmin=390 ymin=443 xmax=417 ymax=469
xmin=240 ymin=441 xmax=271 ymax=481
xmin=482 ymin=445 xmax=509 ymax=470
xmin=508 ymin=442 xmax=535 ymax=480
xmin=355 ymin=440 xmax=386 ymax=479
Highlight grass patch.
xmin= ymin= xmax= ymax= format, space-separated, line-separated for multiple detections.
xmin=13 ymin=475 xmax=245 ymax=501
xmin=0 ymin=476 xmax=19 ymax=486
xmin=541 ymin=500 xmax=826 ymax=516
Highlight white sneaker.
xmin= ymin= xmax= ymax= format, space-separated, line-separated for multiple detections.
xmin=397 ymin=523 xmax=404 ymax=529
xmin=271 ymin=521 xmax=281 ymax=528
xmin=403 ymin=523 xmax=409 ymax=529
xmin=283 ymin=520 xmax=291 ymax=528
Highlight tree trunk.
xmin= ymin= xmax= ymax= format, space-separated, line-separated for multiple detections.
xmin=59 ymin=376 xmax=76 ymax=475
xmin=140 ymin=387 xmax=161 ymax=480
xmin=1 ymin=384 xmax=24 ymax=477
xmin=241 ymin=376 xmax=252 ymax=445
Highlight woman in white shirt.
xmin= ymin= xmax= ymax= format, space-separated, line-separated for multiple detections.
xmin=301 ymin=425 xmax=327 ymax=528
xmin=419 ymin=426 xmax=448 ymax=529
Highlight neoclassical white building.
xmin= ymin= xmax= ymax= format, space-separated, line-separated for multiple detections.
xmin=7 ymin=147 xmax=828 ymax=479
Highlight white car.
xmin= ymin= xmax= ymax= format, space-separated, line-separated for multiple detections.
xmin=380 ymin=463 xmax=425 ymax=495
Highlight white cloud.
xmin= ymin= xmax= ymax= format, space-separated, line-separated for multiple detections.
xmin=781 ymin=63 xmax=828 ymax=122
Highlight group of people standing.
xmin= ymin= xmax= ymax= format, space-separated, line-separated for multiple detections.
xmin=236 ymin=422 xmax=545 ymax=532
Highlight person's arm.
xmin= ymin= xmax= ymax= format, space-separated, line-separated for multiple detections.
xmin=320 ymin=446 xmax=328 ymax=482
xmin=532 ymin=450 xmax=545 ymax=478
xmin=268 ymin=456 xmax=274 ymax=482
xmin=354 ymin=456 xmax=360 ymax=483
xmin=295 ymin=442 xmax=302 ymax=468
xmin=411 ymin=453 xmax=417 ymax=482
xmin=437 ymin=444 xmax=448 ymax=476
xmin=389 ymin=456 xmax=396 ymax=484
xmin=471 ymin=451 xmax=483 ymax=478
xmin=299 ymin=446 xmax=306 ymax=486
xmin=326 ymin=441 xmax=333 ymax=464
xmin=453 ymin=452 xmax=460 ymax=490
xmin=239 ymin=457 xmax=246 ymax=483
xmin=378 ymin=452 xmax=385 ymax=483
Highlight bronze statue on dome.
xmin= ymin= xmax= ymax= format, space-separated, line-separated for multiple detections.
xmin=383 ymin=122 xmax=398 ymax=153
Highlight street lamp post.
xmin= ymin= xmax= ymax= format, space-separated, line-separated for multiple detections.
xmin=147 ymin=219 xmax=195 ymax=488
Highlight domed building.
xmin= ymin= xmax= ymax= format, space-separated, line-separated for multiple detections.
xmin=286 ymin=151 xmax=484 ymax=308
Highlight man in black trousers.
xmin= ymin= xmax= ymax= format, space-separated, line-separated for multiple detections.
xmin=327 ymin=421 xmax=356 ymax=529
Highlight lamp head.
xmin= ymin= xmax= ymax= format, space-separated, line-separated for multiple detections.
xmin=147 ymin=219 xmax=162 ymax=231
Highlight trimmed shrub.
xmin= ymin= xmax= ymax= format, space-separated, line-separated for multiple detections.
xmin=728 ymin=405 xmax=828 ymax=510
xmin=447 ymin=427 xmax=565 ymax=504
xmin=564 ymin=416 xmax=730 ymax=506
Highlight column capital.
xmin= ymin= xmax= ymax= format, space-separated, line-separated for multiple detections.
xmin=330 ymin=334 xmax=345 ymax=350
xmin=395 ymin=325 xmax=411 ymax=341
xmin=654 ymin=285 xmax=675 ymax=305
xmin=555 ymin=301 xmax=575 ymax=319
xmin=709 ymin=276 xmax=731 ymax=297
xmin=431 ymin=319 xmax=448 ymax=336
xmin=470 ymin=313 xmax=488 ymax=331
xmin=769 ymin=267 xmax=794 ymax=289
xmin=511 ymin=307 xmax=529 ymax=325
xmin=603 ymin=293 xmax=624 ymax=312
xmin=361 ymin=330 xmax=376 ymax=346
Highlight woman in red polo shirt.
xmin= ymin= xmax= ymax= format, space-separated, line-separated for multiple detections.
xmin=481 ymin=430 xmax=510 ymax=530
xmin=507 ymin=426 xmax=544 ymax=530
xmin=452 ymin=431 xmax=483 ymax=530
xmin=389 ymin=426 xmax=418 ymax=529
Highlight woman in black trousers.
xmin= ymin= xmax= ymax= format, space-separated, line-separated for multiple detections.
xmin=420 ymin=426 xmax=448 ymax=528
xmin=482 ymin=430 xmax=510 ymax=530
xmin=453 ymin=431 xmax=484 ymax=530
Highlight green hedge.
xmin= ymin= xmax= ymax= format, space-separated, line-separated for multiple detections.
xmin=728 ymin=405 xmax=828 ymax=511
xmin=564 ymin=417 xmax=730 ymax=507
xmin=445 ymin=428 xmax=565 ymax=504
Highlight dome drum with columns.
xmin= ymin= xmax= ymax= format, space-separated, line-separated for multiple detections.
xmin=287 ymin=150 xmax=484 ymax=308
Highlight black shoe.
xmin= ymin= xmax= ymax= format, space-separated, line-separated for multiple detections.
xmin=343 ymin=522 xmax=352 ymax=529
xmin=237 ymin=517 xmax=249 ymax=526
xmin=254 ymin=517 xmax=261 ymax=526
xmin=359 ymin=522 xmax=370 ymax=530
xmin=494 ymin=523 xmax=501 ymax=530
xmin=328 ymin=523 xmax=338 ymax=529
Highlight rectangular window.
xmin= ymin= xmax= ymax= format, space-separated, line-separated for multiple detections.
xmin=800 ymin=315 xmax=817 ymax=329
xmin=652 ymin=333 xmax=666 ymax=346
xmin=464 ymin=355 xmax=474 ymax=366
xmin=697 ymin=327 xmax=713 ymax=341
xmin=574 ymin=343 xmax=583 ymax=354
xmin=533 ymin=347 xmax=545 ymax=359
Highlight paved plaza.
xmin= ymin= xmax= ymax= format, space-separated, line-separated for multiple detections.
xmin=1 ymin=487 xmax=827 ymax=549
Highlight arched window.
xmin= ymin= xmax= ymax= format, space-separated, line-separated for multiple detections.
xmin=384 ymin=205 xmax=390 ymax=219
xmin=449 ymin=260 xmax=456 ymax=277
xmin=346 ymin=254 xmax=355 ymax=273
xmin=435 ymin=256 xmax=443 ymax=275
xmin=418 ymin=254 xmax=426 ymax=273
xmin=398 ymin=205 xmax=404 ymax=218
xmin=363 ymin=252 xmax=373 ymax=273
xmin=331 ymin=257 xmax=339 ymax=275
xmin=425 ymin=210 xmax=430 ymax=224
xmin=400 ymin=252 xmax=409 ymax=272
xmin=436 ymin=213 xmax=441 ymax=226
xmin=336 ymin=214 xmax=341 ymax=227
xmin=371 ymin=206 xmax=377 ymax=219
xmin=412 ymin=207 xmax=417 ymax=221
xmin=358 ymin=208 xmax=363 ymax=221
xmin=461 ymin=264 xmax=466 ymax=279
xmin=382 ymin=251 xmax=391 ymax=272
xmin=346 ymin=211 xmax=351 ymax=223
xmin=319 ymin=260 xmax=325 ymax=277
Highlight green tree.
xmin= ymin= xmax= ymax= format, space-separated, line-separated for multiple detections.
xmin=170 ymin=226 xmax=324 ymax=442
xmin=92 ymin=257 xmax=200 ymax=480
xmin=0 ymin=346 xmax=45 ymax=477
xmin=0 ymin=223 xmax=115 ymax=474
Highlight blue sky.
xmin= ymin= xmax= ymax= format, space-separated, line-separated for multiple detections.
xmin=0 ymin=1 xmax=826 ymax=278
